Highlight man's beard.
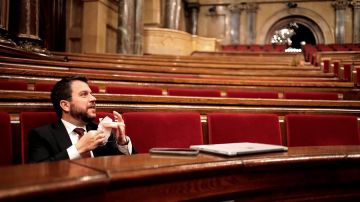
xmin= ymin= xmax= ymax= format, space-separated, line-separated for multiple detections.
xmin=69 ymin=103 xmax=96 ymax=123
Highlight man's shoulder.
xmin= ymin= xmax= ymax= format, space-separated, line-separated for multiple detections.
xmin=30 ymin=120 xmax=62 ymax=133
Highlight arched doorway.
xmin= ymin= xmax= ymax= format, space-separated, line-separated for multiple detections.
xmin=290 ymin=23 xmax=316 ymax=48
xmin=265 ymin=16 xmax=323 ymax=48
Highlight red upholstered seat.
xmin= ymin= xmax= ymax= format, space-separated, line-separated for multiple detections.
xmin=34 ymin=82 xmax=99 ymax=93
xmin=123 ymin=112 xmax=203 ymax=153
xmin=167 ymin=88 xmax=221 ymax=97
xmin=285 ymin=114 xmax=360 ymax=146
xmin=0 ymin=112 xmax=12 ymax=165
xmin=34 ymin=83 xmax=54 ymax=91
xmin=106 ymin=86 xmax=162 ymax=95
xmin=20 ymin=112 xmax=58 ymax=163
xmin=343 ymin=64 xmax=351 ymax=81
xmin=283 ymin=91 xmax=340 ymax=100
xmin=0 ymin=80 xmax=27 ymax=90
xmin=322 ymin=59 xmax=330 ymax=73
xmin=227 ymin=90 xmax=278 ymax=99
xmin=89 ymin=85 xmax=100 ymax=93
xmin=207 ymin=113 xmax=282 ymax=145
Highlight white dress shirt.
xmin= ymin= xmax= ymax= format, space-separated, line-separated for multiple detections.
xmin=62 ymin=119 xmax=132 ymax=160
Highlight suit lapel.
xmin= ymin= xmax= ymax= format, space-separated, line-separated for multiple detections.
xmin=51 ymin=120 xmax=73 ymax=152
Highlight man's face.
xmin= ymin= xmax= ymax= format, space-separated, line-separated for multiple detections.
xmin=68 ymin=80 xmax=96 ymax=123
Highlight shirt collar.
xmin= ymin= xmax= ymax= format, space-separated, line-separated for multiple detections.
xmin=61 ymin=119 xmax=86 ymax=134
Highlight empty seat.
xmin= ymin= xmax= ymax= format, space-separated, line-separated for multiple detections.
xmin=0 ymin=80 xmax=27 ymax=90
xmin=285 ymin=114 xmax=360 ymax=146
xmin=167 ymin=88 xmax=221 ymax=97
xmin=34 ymin=83 xmax=55 ymax=91
xmin=106 ymin=86 xmax=163 ymax=95
xmin=283 ymin=91 xmax=340 ymax=100
xmin=123 ymin=112 xmax=203 ymax=153
xmin=207 ymin=113 xmax=282 ymax=145
xmin=20 ymin=112 xmax=58 ymax=163
xmin=34 ymin=82 xmax=99 ymax=93
xmin=227 ymin=90 xmax=278 ymax=99
xmin=0 ymin=112 xmax=12 ymax=166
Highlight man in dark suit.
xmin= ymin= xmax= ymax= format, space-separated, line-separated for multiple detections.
xmin=28 ymin=76 xmax=134 ymax=163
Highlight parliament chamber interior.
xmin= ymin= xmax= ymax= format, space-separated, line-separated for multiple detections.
xmin=0 ymin=0 xmax=360 ymax=201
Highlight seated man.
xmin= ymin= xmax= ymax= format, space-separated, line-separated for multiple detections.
xmin=28 ymin=76 xmax=135 ymax=163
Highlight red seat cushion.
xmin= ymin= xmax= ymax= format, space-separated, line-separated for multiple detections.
xmin=0 ymin=80 xmax=27 ymax=90
xmin=168 ymin=88 xmax=221 ymax=97
xmin=227 ymin=90 xmax=278 ymax=99
xmin=123 ymin=112 xmax=203 ymax=153
xmin=0 ymin=112 xmax=12 ymax=165
xmin=207 ymin=113 xmax=282 ymax=145
xmin=285 ymin=114 xmax=360 ymax=146
xmin=283 ymin=91 xmax=339 ymax=100
xmin=106 ymin=86 xmax=162 ymax=95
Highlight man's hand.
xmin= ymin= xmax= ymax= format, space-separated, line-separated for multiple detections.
xmin=75 ymin=130 xmax=106 ymax=154
xmin=102 ymin=111 xmax=127 ymax=145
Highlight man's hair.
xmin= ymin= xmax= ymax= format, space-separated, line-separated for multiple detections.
xmin=51 ymin=76 xmax=88 ymax=118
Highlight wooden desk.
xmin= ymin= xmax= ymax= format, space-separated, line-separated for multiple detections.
xmin=0 ymin=160 xmax=108 ymax=201
xmin=1 ymin=146 xmax=359 ymax=201
xmin=72 ymin=146 xmax=360 ymax=201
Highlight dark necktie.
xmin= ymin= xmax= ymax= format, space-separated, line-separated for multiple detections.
xmin=73 ymin=128 xmax=92 ymax=158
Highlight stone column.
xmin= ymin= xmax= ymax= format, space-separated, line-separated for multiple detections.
xmin=351 ymin=0 xmax=360 ymax=43
xmin=134 ymin=0 xmax=143 ymax=55
xmin=245 ymin=3 xmax=258 ymax=45
xmin=164 ymin=0 xmax=182 ymax=30
xmin=332 ymin=0 xmax=348 ymax=44
xmin=228 ymin=4 xmax=242 ymax=44
xmin=0 ymin=0 xmax=16 ymax=46
xmin=187 ymin=3 xmax=199 ymax=35
xmin=117 ymin=0 xmax=135 ymax=54
xmin=17 ymin=0 xmax=49 ymax=55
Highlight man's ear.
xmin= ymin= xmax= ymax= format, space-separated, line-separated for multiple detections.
xmin=60 ymin=100 xmax=70 ymax=113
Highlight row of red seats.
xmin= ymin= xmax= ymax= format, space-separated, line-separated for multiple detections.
xmin=320 ymin=59 xmax=360 ymax=86
xmin=1 ymin=111 xmax=359 ymax=165
xmin=0 ymin=80 xmax=341 ymax=100
xmin=222 ymin=44 xmax=287 ymax=52
xmin=303 ymin=43 xmax=360 ymax=64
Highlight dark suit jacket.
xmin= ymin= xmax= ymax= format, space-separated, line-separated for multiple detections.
xmin=28 ymin=119 xmax=134 ymax=163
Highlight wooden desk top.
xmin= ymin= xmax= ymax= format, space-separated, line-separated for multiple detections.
xmin=72 ymin=146 xmax=360 ymax=201
xmin=0 ymin=160 xmax=107 ymax=200
xmin=73 ymin=145 xmax=360 ymax=177
xmin=1 ymin=146 xmax=360 ymax=201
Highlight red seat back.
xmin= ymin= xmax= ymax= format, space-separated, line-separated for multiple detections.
xmin=20 ymin=112 xmax=58 ymax=163
xmin=0 ymin=112 xmax=12 ymax=165
xmin=34 ymin=82 xmax=99 ymax=93
xmin=34 ymin=83 xmax=54 ymax=91
xmin=207 ymin=113 xmax=282 ymax=145
xmin=106 ymin=86 xmax=163 ymax=95
xmin=168 ymin=88 xmax=221 ymax=97
xmin=123 ymin=112 xmax=203 ymax=153
xmin=227 ymin=90 xmax=278 ymax=99
xmin=285 ymin=114 xmax=360 ymax=146
xmin=0 ymin=80 xmax=27 ymax=90
xmin=283 ymin=91 xmax=340 ymax=100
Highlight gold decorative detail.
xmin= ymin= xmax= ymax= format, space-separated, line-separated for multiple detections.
xmin=332 ymin=0 xmax=349 ymax=10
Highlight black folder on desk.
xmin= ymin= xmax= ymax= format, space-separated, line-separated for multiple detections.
xmin=190 ymin=142 xmax=288 ymax=156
